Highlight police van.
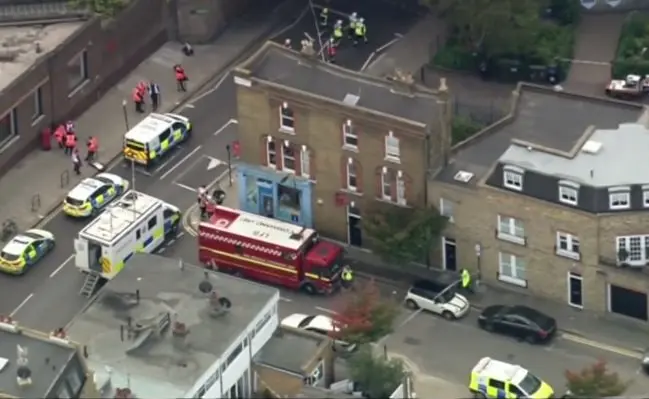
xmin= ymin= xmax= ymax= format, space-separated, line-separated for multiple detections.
xmin=123 ymin=113 xmax=192 ymax=167
xmin=74 ymin=190 xmax=181 ymax=296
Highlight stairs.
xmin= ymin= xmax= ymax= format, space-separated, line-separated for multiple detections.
xmin=80 ymin=272 xmax=100 ymax=297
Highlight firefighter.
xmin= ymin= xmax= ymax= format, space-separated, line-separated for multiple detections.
xmin=132 ymin=87 xmax=144 ymax=113
xmin=341 ymin=266 xmax=354 ymax=288
xmin=86 ymin=136 xmax=98 ymax=162
xmin=354 ymin=18 xmax=367 ymax=45
xmin=64 ymin=131 xmax=76 ymax=155
xmin=347 ymin=12 xmax=358 ymax=39
xmin=326 ymin=38 xmax=337 ymax=63
xmin=332 ymin=20 xmax=343 ymax=47
xmin=174 ymin=64 xmax=187 ymax=92
xmin=136 ymin=81 xmax=147 ymax=98
xmin=54 ymin=124 xmax=65 ymax=149
xmin=320 ymin=7 xmax=329 ymax=27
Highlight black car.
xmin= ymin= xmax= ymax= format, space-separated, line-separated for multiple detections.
xmin=478 ymin=305 xmax=557 ymax=344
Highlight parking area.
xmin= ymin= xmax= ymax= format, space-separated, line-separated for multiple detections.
xmin=272 ymin=0 xmax=420 ymax=71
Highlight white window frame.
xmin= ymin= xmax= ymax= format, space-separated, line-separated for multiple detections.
xmin=497 ymin=215 xmax=525 ymax=245
xmin=643 ymin=189 xmax=649 ymax=208
xmin=282 ymin=140 xmax=295 ymax=173
xmin=556 ymin=232 xmax=580 ymax=261
xmin=616 ymin=235 xmax=649 ymax=267
xmin=300 ymin=145 xmax=310 ymax=178
xmin=32 ymin=86 xmax=43 ymax=121
xmin=395 ymin=170 xmax=406 ymax=206
xmin=346 ymin=158 xmax=357 ymax=191
xmin=384 ymin=130 xmax=400 ymax=162
xmin=498 ymin=252 xmax=527 ymax=288
xmin=503 ymin=165 xmax=523 ymax=191
xmin=343 ymin=119 xmax=358 ymax=149
xmin=558 ymin=181 xmax=579 ymax=206
xmin=266 ymin=136 xmax=277 ymax=168
xmin=609 ymin=190 xmax=630 ymax=210
xmin=279 ymin=102 xmax=295 ymax=132
xmin=440 ymin=198 xmax=454 ymax=223
xmin=68 ymin=50 xmax=88 ymax=93
xmin=305 ymin=360 xmax=325 ymax=386
xmin=381 ymin=167 xmax=392 ymax=201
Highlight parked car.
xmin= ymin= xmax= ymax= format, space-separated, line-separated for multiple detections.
xmin=280 ymin=313 xmax=357 ymax=353
xmin=478 ymin=305 xmax=557 ymax=344
xmin=405 ymin=278 xmax=470 ymax=320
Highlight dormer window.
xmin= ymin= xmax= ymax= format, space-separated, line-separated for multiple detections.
xmin=279 ymin=102 xmax=294 ymax=132
xmin=609 ymin=187 xmax=630 ymax=210
xmin=558 ymin=180 xmax=579 ymax=206
xmin=503 ymin=165 xmax=524 ymax=191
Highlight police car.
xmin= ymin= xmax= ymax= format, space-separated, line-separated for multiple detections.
xmin=123 ymin=113 xmax=192 ymax=167
xmin=63 ymin=173 xmax=129 ymax=218
xmin=0 ymin=229 xmax=55 ymax=275
xmin=469 ymin=357 xmax=554 ymax=399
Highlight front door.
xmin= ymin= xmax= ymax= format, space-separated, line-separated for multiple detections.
xmin=568 ymin=272 xmax=583 ymax=308
xmin=443 ymin=237 xmax=457 ymax=271
xmin=347 ymin=204 xmax=362 ymax=247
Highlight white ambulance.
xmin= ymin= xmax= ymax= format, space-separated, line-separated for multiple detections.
xmin=74 ymin=190 xmax=181 ymax=296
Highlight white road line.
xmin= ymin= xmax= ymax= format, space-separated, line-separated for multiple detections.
xmin=176 ymin=231 xmax=185 ymax=239
xmin=159 ymin=145 xmax=202 ymax=180
xmin=361 ymin=51 xmax=376 ymax=71
xmin=155 ymin=150 xmax=182 ymax=175
xmin=280 ymin=296 xmax=292 ymax=302
xmin=174 ymin=182 xmax=197 ymax=192
xmin=213 ymin=119 xmax=238 ymax=136
xmin=10 ymin=293 xmax=34 ymax=317
xmin=191 ymin=72 xmax=232 ymax=103
xmin=376 ymin=37 xmax=400 ymax=53
xmin=315 ymin=306 xmax=338 ymax=315
xmin=184 ymin=104 xmax=196 ymax=108
xmin=50 ymin=254 xmax=74 ymax=278
xmin=156 ymin=247 xmax=166 ymax=253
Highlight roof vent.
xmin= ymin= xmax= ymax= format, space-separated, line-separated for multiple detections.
xmin=454 ymin=171 xmax=474 ymax=183
xmin=581 ymin=140 xmax=602 ymax=154
xmin=343 ymin=93 xmax=359 ymax=106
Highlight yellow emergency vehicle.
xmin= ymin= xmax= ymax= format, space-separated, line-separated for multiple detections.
xmin=123 ymin=113 xmax=191 ymax=167
xmin=469 ymin=357 xmax=554 ymax=399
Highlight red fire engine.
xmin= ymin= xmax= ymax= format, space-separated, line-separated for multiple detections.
xmin=198 ymin=206 xmax=344 ymax=295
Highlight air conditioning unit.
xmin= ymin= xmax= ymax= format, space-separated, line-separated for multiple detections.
xmin=454 ymin=171 xmax=474 ymax=183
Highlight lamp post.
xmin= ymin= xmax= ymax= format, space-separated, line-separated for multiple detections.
xmin=474 ymin=243 xmax=482 ymax=289
xmin=226 ymin=144 xmax=232 ymax=187
xmin=121 ymin=99 xmax=129 ymax=131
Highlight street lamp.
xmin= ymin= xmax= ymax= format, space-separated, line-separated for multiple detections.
xmin=121 ymin=99 xmax=129 ymax=131
xmin=225 ymin=144 xmax=232 ymax=187
xmin=474 ymin=243 xmax=482 ymax=288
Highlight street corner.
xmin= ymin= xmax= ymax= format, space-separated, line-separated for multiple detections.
xmin=182 ymin=203 xmax=201 ymax=236
xmin=173 ymin=154 xmax=228 ymax=193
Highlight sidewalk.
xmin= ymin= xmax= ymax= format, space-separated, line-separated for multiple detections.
xmin=388 ymin=352 xmax=466 ymax=399
xmin=0 ymin=5 xmax=290 ymax=235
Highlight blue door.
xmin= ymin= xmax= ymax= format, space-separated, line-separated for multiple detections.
xmin=258 ymin=180 xmax=274 ymax=218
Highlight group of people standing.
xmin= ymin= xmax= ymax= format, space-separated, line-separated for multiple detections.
xmin=131 ymin=64 xmax=188 ymax=113
xmin=51 ymin=121 xmax=98 ymax=175
xmin=322 ymin=9 xmax=368 ymax=63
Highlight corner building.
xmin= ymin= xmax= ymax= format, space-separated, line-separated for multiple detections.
xmin=233 ymin=41 xmax=450 ymax=245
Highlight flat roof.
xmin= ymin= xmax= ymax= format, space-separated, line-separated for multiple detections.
xmin=237 ymin=42 xmax=440 ymax=127
xmin=255 ymin=327 xmax=325 ymax=374
xmin=0 ymin=21 xmax=84 ymax=93
xmin=203 ymin=206 xmax=315 ymax=251
xmin=66 ymin=253 xmax=278 ymax=397
xmin=0 ymin=323 xmax=77 ymax=398
xmin=434 ymin=84 xmax=644 ymax=186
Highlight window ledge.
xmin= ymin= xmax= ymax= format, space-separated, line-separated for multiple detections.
xmin=375 ymin=197 xmax=410 ymax=208
xmin=497 ymin=273 xmax=528 ymax=288
xmin=0 ymin=135 xmax=20 ymax=155
xmin=503 ymin=183 xmax=523 ymax=191
xmin=68 ymin=79 xmax=90 ymax=98
xmin=278 ymin=126 xmax=295 ymax=135
xmin=342 ymin=144 xmax=359 ymax=153
xmin=341 ymin=188 xmax=362 ymax=196
xmin=31 ymin=114 xmax=45 ymax=127
xmin=609 ymin=205 xmax=631 ymax=211
xmin=384 ymin=156 xmax=401 ymax=164
xmin=496 ymin=231 xmax=526 ymax=246
xmin=556 ymin=250 xmax=581 ymax=261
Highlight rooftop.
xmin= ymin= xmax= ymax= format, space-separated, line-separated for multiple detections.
xmin=297 ymin=386 xmax=357 ymax=398
xmin=0 ymin=21 xmax=84 ymax=93
xmin=236 ymin=41 xmax=440 ymax=127
xmin=66 ymin=253 xmax=278 ymax=397
xmin=434 ymin=84 xmax=644 ymax=186
xmin=0 ymin=321 xmax=78 ymax=398
xmin=255 ymin=327 xmax=326 ymax=375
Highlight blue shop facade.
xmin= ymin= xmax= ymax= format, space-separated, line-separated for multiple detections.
xmin=237 ymin=164 xmax=314 ymax=228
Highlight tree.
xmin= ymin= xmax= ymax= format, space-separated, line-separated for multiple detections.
xmin=348 ymin=346 xmax=407 ymax=399
xmin=422 ymin=0 xmax=544 ymax=58
xmin=363 ymin=204 xmax=448 ymax=265
xmin=330 ymin=279 xmax=399 ymax=345
xmin=565 ymin=360 xmax=629 ymax=397
xmin=68 ymin=0 xmax=130 ymax=17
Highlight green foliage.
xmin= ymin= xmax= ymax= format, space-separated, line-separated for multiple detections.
xmin=565 ymin=360 xmax=629 ymax=397
xmin=452 ymin=115 xmax=484 ymax=144
xmin=332 ymin=280 xmax=399 ymax=345
xmin=348 ymin=347 xmax=407 ymax=399
xmin=432 ymin=44 xmax=476 ymax=70
xmin=363 ymin=205 xmax=448 ymax=265
xmin=68 ymin=0 xmax=130 ymax=17
xmin=613 ymin=13 xmax=649 ymax=78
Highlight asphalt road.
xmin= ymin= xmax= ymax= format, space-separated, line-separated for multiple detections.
xmin=0 ymin=73 xmax=239 ymax=331
xmin=272 ymin=0 xmax=419 ymax=71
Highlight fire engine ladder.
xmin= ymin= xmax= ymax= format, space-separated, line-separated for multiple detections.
xmin=80 ymin=272 xmax=100 ymax=297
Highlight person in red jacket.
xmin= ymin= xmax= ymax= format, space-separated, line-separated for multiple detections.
xmin=54 ymin=124 xmax=65 ymax=149
xmin=174 ymin=64 xmax=187 ymax=92
xmin=86 ymin=136 xmax=98 ymax=161
xmin=132 ymin=87 xmax=144 ymax=113
xmin=64 ymin=131 xmax=76 ymax=155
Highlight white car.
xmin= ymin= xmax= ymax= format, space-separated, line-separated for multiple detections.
xmin=281 ymin=313 xmax=357 ymax=352
xmin=405 ymin=279 xmax=470 ymax=320
xmin=62 ymin=173 xmax=129 ymax=218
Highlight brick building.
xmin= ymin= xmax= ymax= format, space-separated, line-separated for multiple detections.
xmin=429 ymin=82 xmax=649 ymax=321
xmin=233 ymin=41 xmax=450 ymax=245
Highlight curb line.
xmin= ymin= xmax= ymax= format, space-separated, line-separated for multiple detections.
xmin=181 ymin=167 xmax=236 ymax=237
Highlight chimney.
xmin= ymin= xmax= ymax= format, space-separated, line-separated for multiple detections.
xmin=171 ymin=321 xmax=190 ymax=350
xmin=300 ymin=39 xmax=316 ymax=58
xmin=391 ymin=68 xmax=415 ymax=95
xmin=16 ymin=345 xmax=31 ymax=387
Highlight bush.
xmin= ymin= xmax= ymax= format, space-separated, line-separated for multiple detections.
xmin=432 ymin=44 xmax=477 ymax=71
xmin=613 ymin=13 xmax=649 ymax=78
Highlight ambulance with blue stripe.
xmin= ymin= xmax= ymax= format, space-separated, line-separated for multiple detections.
xmin=74 ymin=191 xmax=181 ymax=295
xmin=123 ymin=113 xmax=192 ymax=167
xmin=469 ymin=357 xmax=554 ymax=399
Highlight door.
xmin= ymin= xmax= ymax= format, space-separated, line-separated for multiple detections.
xmin=347 ymin=204 xmax=362 ymax=247
xmin=442 ymin=237 xmax=457 ymax=271
xmin=568 ymin=272 xmax=583 ymax=308
xmin=609 ymin=284 xmax=648 ymax=321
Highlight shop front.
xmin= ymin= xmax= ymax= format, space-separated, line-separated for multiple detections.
xmin=237 ymin=164 xmax=313 ymax=227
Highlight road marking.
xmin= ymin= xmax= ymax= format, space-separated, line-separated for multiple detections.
xmin=191 ymin=72 xmax=233 ymax=103
xmin=184 ymin=104 xmax=195 ymax=108
xmin=159 ymin=145 xmax=203 ymax=180
xmin=375 ymin=36 xmax=401 ymax=53
xmin=213 ymin=119 xmax=238 ymax=136
xmin=156 ymin=246 xmax=166 ymax=253
xmin=315 ymin=306 xmax=337 ymax=315
xmin=50 ymin=254 xmax=74 ymax=278
xmin=561 ymin=332 xmax=643 ymax=359
xmin=154 ymin=150 xmax=182 ymax=176
xmin=361 ymin=51 xmax=376 ymax=71
xmin=280 ymin=296 xmax=292 ymax=302
xmin=10 ymin=293 xmax=34 ymax=317
xmin=174 ymin=182 xmax=196 ymax=192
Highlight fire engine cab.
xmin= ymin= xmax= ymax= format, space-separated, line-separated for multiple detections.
xmin=198 ymin=206 xmax=344 ymax=295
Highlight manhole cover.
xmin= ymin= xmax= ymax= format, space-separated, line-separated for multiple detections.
xmin=403 ymin=336 xmax=421 ymax=346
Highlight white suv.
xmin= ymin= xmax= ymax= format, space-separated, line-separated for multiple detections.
xmin=405 ymin=278 xmax=470 ymax=320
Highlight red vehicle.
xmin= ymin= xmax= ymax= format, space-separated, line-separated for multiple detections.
xmin=198 ymin=206 xmax=344 ymax=295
